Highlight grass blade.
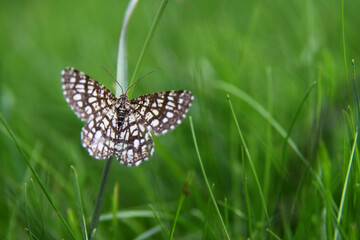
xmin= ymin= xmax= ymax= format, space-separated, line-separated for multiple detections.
xmin=217 ymin=82 xmax=328 ymax=196
xmin=169 ymin=192 xmax=185 ymax=239
xmin=100 ymin=209 xmax=172 ymax=221
xmin=149 ymin=204 xmax=170 ymax=237
xmin=134 ymin=225 xmax=162 ymax=240
xmin=70 ymin=166 xmax=88 ymax=240
xmin=116 ymin=0 xmax=139 ymax=95
xmin=281 ymin=82 xmax=317 ymax=163
xmin=30 ymin=178 xmax=46 ymax=236
xmin=227 ymin=95 xmax=270 ymax=226
xmin=112 ymin=182 xmax=120 ymax=238
xmin=341 ymin=0 xmax=349 ymax=99
xmin=88 ymin=157 xmax=113 ymax=239
xmin=0 ymin=114 xmax=78 ymax=240
xmin=169 ymin=172 xmax=194 ymax=239
xmin=333 ymin=131 xmax=358 ymax=240
xmin=266 ymin=228 xmax=282 ymax=240
xmin=242 ymin=146 xmax=252 ymax=239
xmin=215 ymin=81 xmax=308 ymax=165
xmin=189 ymin=116 xmax=231 ymax=240
xmin=24 ymin=183 xmax=34 ymax=240
xmin=127 ymin=0 xmax=168 ymax=97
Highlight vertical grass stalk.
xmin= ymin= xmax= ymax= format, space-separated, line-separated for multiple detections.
xmin=227 ymin=95 xmax=270 ymax=226
xmin=333 ymin=131 xmax=358 ymax=240
xmin=89 ymin=0 xmax=141 ymax=237
xmin=242 ymin=146 xmax=252 ymax=239
xmin=341 ymin=0 xmax=349 ymax=99
xmin=127 ymin=0 xmax=169 ymax=98
xmin=189 ymin=116 xmax=231 ymax=240
xmin=88 ymin=157 xmax=113 ymax=238
xmin=71 ymin=166 xmax=88 ymax=240
xmin=170 ymin=172 xmax=194 ymax=239
xmin=280 ymin=82 xmax=317 ymax=164
xmin=116 ymin=0 xmax=139 ymax=96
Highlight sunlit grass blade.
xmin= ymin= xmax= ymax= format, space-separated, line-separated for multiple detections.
xmin=333 ymin=131 xmax=358 ymax=240
xmin=0 ymin=114 xmax=78 ymax=240
xmin=189 ymin=116 xmax=231 ymax=240
xmin=70 ymin=166 xmax=88 ymax=240
xmin=169 ymin=172 xmax=194 ymax=239
xmin=227 ymin=95 xmax=270 ymax=226
xmin=100 ymin=209 xmax=172 ymax=221
xmin=281 ymin=82 xmax=317 ymax=163
xmin=134 ymin=225 xmax=162 ymax=240
xmin=127 ymin=0 xmax=168 ymax=97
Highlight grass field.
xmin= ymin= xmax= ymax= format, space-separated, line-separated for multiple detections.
xmin=1 ymin=0 xmax=360 ymax=239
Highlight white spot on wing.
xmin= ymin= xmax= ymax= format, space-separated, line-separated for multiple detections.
xmin=74 ymin=94 xmax=81 ymax=100
xmin=134 ymin=139 xmax=140 ymax=148
xmin=152 ymin=119 xmax=159 ymax=127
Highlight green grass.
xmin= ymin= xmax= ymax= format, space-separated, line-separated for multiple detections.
xmin=1 ymin=0 xmax=360 ymax=239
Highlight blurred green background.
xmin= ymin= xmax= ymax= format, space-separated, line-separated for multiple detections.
xmin=1 ymin=0 xmax=360 ymax=239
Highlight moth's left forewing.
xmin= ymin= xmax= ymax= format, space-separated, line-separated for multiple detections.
xmin=130 ymin=90 xmax=194 ymax=135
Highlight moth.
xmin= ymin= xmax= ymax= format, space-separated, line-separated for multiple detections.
xmin=61 ymin=68 xmax=194 ymax=166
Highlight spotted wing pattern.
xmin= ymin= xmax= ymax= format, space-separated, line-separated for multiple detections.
xmin=130 ymin=91 xmax=194 ymax=135
xmin=81 ymin=106 xmax=118 ymax=159
xmin=114 ymin=113 xmax=154 ymax=166
xmin=61 ymin=68 xmax=194 ymax=166
xmin=61 ymin=68 xmax=117 ymax=121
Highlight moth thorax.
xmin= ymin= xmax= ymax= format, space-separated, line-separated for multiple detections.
xmin=117 ymin=94 xmax=129 ymax=110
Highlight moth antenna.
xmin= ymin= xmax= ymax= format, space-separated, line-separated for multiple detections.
xmin=125 ymin=71 xmax=155 ymax=95
xmin=100 ymin=64 xmax=124 ymax=94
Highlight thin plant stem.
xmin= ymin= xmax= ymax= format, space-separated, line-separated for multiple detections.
xmin=227 ymin=95 xmax=271 ymax=225
xmin=88 ymin=0 xmax=141 ymax=237
xmin=88 ymin=157 xmax=113 ymax=239
xmin=334 ymin=131 xmax=358 ymax=240
xmin=127 ymin=0 xmax=168 ymax=98
xmin=71 ymin=166 xmax=88 ymax=240
xmin=170 ymin=172 xmax=193 ymax=239
xmin=242 ymin=146 xmax=252 ymax=239
xmin=189 ymin=116 xmax=231 ymax=240
xmin=281 ymin=82 xmax=317 ymax=163
xmin=341 ymin=0 xmax=349 ymax=101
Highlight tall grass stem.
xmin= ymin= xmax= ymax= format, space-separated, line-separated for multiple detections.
xmin=334 ymin=131 xmax=358 ymax=240
xmin=127 ymin=0 xmax=168 ymax=98
xmin=227 ymin=95 xmax=270 ymax=226
xmin=88 ymin=157 xmax=113 ymax=238
xmin=189 ymin=116 xmax=231 ymax=240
